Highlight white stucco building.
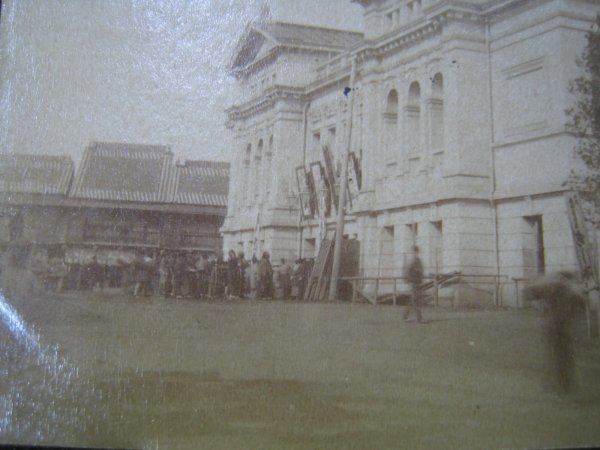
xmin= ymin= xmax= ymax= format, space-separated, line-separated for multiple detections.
xmin=222 ymin=0 xmax=599 ymax=305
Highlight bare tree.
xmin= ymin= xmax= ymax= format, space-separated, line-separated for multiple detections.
xmin=566 ymin=14 xmax=600 ymax=226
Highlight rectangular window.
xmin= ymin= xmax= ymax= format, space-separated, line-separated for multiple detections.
xmin=523 ymin=215 xmax=545 ymax=277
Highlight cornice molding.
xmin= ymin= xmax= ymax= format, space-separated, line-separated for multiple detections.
xmin=304 ymin=4 xmax=486 ymax=98
xmin=226 ymin=86 xmax=305 ymax=121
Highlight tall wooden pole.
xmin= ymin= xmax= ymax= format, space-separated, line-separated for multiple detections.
xmin=328 ymin=57 xmax=356 ymax=301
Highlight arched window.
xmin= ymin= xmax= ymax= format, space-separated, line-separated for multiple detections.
xmin=430 ymin=73 xmax=444 ymax=150
xmin=383 ymin=89 xmax=399 ymax=163
xmin=406 ymin=82 xmax=421 ymax=157
xmin=408 ymin=81 xmax=420 ymax=107
xmin=386 ymin=89 xmax=399 ymax=114
xmin=254 ymin=139 xmax=263 ymax=200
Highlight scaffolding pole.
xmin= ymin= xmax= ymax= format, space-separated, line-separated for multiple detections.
xmin=328 ymin=57 xmax=356 ymax=301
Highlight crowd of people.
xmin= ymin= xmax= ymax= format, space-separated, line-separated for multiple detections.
xmin=80 ymin=249 xmax=315 ymax=300
xmin=0 ymin=245 xmax=315 ymax=301
xmin=220 ymin=251 xmax=312 ymax=300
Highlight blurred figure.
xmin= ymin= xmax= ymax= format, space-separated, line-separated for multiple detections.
xmin=524 ymin=271 xmax=584 ymax=393
xmin=185 ymin=252 xmax=197 ymax=298
xmin=47 ymin=252 xmax=68 ymax=292
xmin=226 ymin=250 xmax=239 ymax=299
xmin=143 ymin=252 xmax=154 ymax=296
xmin=134 ymin=252 xmax=153 ymax=297
xmin=173 ymin=252 xmax=187 ymax=298
xmin=238 ymin=252 xmax=248 ymax=299
xmin=195 ymin=253 xmax=209 ymax=299
xmin=278 ymin=258 xmax=292 ymax=300
xmin=164 ymin=252 xmax=175 ymax=298
xmin=291 ymin=259 xmax=302 ymax=300
xmin=257 ymin=251 xmax=273 ymax=299
xmin=158 ymin=251 xmax=169 ymax=296
xmin=120 ymin=259 xmax=134 ymax=295
xmin=249 ymin=254 xmax=259 ymax=299
xmin=132 ymin=253 xmax=143 ymax=296
xmin=208 ymin=254 xmax=227 ymax=299
xmin=88 ymin=255 xmax=104 ymax=292
xmin=403 ymin=245 xmax=424 ymax=323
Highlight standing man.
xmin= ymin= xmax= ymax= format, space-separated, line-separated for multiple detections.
xmin=238 ymin=252 xmax=248 ymax=299
xmin=195 ymin=253 xmax=209 ymax=299
xmin=291 ymin=259 xmax=302 ymax=300
xmin=226 ymin=250 xmax=239 ymax=299
xmin=278 ymin=258 xmax=292 ymax=300
xmin=404 ymin=245 xmax=425 ymax=323
xmin=249 ymin=254 xmax=259 ymax=299
xmin=257 ymin=251 xmax=274 ymax=299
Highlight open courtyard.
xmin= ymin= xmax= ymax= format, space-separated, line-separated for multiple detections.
xmin=2 ymin=290 xmax=600 ymax=449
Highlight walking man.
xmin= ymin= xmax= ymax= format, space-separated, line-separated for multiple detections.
xmin=404 ymin=245 xmax=424 ymax=323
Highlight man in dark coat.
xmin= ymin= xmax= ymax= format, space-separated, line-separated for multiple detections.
xmin=227 ymin=250 xmax=239 ymax=298
xmin=278 ymin=258 xmax=292 ymax=299
xmin=257 ymin=251 xmax=274 ymax=299
xmin=238 ymin=252 xmax=248 ymax=299
xmin=404 ymin=245 xmax=424 ymax=323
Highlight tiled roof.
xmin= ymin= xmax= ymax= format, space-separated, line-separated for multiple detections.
xmin=257 ymin=22 xmax=363 ymax=50
xmin=0 ymin=153 xmax=74 ymax=195
xmin=170 ymin=160 xmax=230 ymax=207
xmin=70 ymin=142 xmax=174 ymax=203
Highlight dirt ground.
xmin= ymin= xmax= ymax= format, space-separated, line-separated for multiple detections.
xmin=2 ymin=290 xmax=600 ymax=450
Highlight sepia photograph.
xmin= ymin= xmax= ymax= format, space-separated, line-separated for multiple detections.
xmin=1 ymin=0 xmax=600 ymax=449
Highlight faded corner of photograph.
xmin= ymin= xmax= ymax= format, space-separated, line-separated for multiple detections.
xmin=1 ymin=0 xmax=600 ymax=449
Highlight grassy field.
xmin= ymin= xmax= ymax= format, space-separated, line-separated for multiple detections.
xmin=2 ymin=291 xmax=600 ymax=449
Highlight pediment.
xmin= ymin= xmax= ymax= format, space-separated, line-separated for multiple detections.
xmin=230 ymin=26 xmax=275 ymax=74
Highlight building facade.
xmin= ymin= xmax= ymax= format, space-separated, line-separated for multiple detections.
xmin=222 ymin=0 xmax=599 ymax=305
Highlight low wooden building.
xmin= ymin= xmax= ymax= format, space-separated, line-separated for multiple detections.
xmin=0 ymin=143 xmax=229 ymax=282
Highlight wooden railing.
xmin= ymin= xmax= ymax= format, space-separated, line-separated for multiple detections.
xmin=340 ymin=272 xmax=510 ymax=306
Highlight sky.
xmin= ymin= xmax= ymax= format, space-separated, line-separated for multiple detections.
xmin=0 ymin=0 xmax=363 ymax=165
